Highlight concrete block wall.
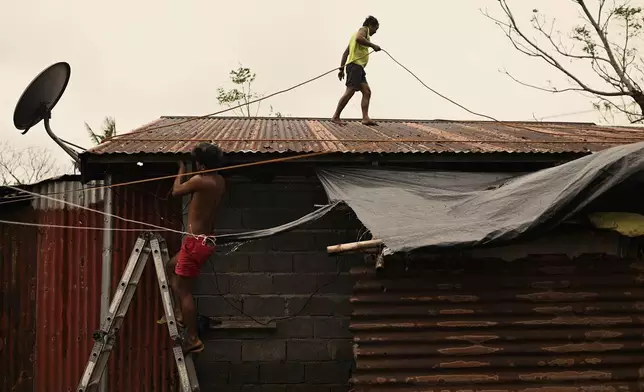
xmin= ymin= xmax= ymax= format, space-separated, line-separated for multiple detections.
xmin=194 ymin=175 xmax=365 ymax=392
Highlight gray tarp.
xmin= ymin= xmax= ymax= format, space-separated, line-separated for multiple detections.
xmin=317 ymin=142 xmax=644 ymax=254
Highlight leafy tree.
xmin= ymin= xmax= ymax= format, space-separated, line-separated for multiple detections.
xmin=217 ymin=65 xmax=284 ymax=117
xmin=485 ymin=1 xmax=644 ymax=123
xmin=85 ymin=116 xmax=116 ymax=145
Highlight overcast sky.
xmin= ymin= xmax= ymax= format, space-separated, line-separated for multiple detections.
xmin=1 ymin=0 xmax=636 ymax=166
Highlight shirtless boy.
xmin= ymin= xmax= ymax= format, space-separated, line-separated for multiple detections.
xmin=164 ymin=143 xmax=225 ymax=353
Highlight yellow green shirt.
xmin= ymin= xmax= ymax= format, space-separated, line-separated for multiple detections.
xmin=346 ymin=27 xmax=370 ymax=68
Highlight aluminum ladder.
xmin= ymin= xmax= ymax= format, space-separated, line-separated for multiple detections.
xmin=77 ymin=232 xmax=200 ymax=392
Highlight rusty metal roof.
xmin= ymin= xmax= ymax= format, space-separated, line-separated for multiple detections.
xmin=88 ymin=116 xmax=644 ymax=155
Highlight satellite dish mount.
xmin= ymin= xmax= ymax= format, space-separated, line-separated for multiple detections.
xmin=13 ymin=62 xmax=80 ymax=163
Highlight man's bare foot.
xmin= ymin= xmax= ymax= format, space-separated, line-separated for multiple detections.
xmin=331 ymin=118 xmax=346 ymax=126
xmin=361 ymin=119 xmax=378 ymax=126
xmin=183 ymin=337 xmax=205 ymax=354
xmin=157 ymin=314 xmax=185 ymax=328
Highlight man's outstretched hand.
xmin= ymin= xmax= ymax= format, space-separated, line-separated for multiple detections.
xmin=372 ymin=44 xmax=382 ymax=52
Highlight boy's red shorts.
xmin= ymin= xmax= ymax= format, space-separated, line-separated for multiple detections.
xmin=175 ymin=236 xmax=216 ymax=278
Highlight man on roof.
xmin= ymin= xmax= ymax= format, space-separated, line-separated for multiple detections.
xmin=331 ymin=16 xmax=382 ymax=126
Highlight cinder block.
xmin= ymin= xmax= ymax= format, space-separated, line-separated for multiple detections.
xmin=287 ymin=340 xmax=330 ymax=361
xmin=210 ymin=254 xmax=250 ymax=272
xmin=316 ymin=274 xmax=354 ymax=295
xmin=293 ymin=253 xmax=338 ymax=273
xmin=249 ymin=253 xmax=293 ymax=273
xmin=328 ymin=339 xmax=354 ymax=361
xmin=273 ymin=274 xmax=317 ymax=294
xmin=270 ymin=233 xmax=317 ymax=252
xmin=275 ymin=318 xmax=314 ymax=338
xmin=305 ymin=362 xmax=352 ymax=384
xmin=313 ymin=318 xmax=351 ymax=339
xmin=202 ymin=387 xmax=241 ymax=392
xmin=242 ymin=208 xmax=313 ymax=229
xmin=241 ymin=386 xmax=287 ymax=392
xmin=242 ymin=340 xmax=286 ymax=361
xmin=194 ymin=273 xmax=229 ymax=295
xmin=288 ymin=387 xmax=337 ymax=392
xmin=229 ymin=364 xmax=259 ymax=385
xmin=286 ymin=296 xmax=351 ymax=316
xmin=202 ymin=340 xmax=242 ymax=362
xmin=197 ymin=295 xmax=244 ymax=317
xmin=229 ymin=273 xmax=273 ymax=294
xmin=195 ymin=362 xmax=229 ymax=384
xmin=259 ymin=363 xmax=305 ymax=384
xmin=243 ymin=296 xmax=285 ymax=317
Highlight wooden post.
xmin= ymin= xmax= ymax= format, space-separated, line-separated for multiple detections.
xmin=327 ymin=239 xmax=384 ymax=254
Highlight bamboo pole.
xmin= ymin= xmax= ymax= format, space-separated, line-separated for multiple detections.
xmin=375 ymin=252 xmax=385 ymax=270
xmin=327 ymin=239 xmax=384 ymax=254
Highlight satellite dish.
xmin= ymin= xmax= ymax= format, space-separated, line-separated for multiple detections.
xmin=13 ymin=62 xmax=80 ymax=163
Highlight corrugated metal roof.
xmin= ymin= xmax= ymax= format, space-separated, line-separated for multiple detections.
xmin=88 ymin=116 xmax=644 ymax=156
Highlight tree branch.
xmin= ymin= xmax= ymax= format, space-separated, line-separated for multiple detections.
xmin=486 ymin=1 xmax=629 ymax=97
xmin=532 ymin=13 xmax=611 ymax=63
xmin=577 ymin=0 xmax=637 ymax=92
xmin=503 ymin=69 xmax=589 ymax=93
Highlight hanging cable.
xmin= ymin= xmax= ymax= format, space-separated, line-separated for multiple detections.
xmin=0 ymin=219 xmax=163 ymax=231
xmin=2 ymin=50 xmax=642 ymax=208
xmin=5 ymin=185 xmax=188 ymax=236
xmin=103 ymin=51 xmax=374 ymax=141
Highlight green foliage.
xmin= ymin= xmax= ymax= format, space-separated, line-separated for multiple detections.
xmin=216 ymin=65 xmax=285 ymax=117
xmin=86 ymin=116 xmax=116 ymax=145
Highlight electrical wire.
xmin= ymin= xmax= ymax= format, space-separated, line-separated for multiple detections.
xmin=381 ymin=50 xmax=609 ymax=137
xmin=0 ymin=219 xmax=163 ymax=231
xmin=103 ymin=51 xmax=373 ymax=142
xmin=5 ymin=185 xmax=188 ymax=236
xmin=0 ymin=149 xmax=338 ymax=204
xmin=2 ymin=184 xmax=344 ymax=325
xmin=382 ymin=50 xmax=500 ymax=122
xmin=208 ymin=260 xmax=342 ymax=326
xmin=61 ymin=138 xmax=88 ymax=151
xmin=2 ymin=47 xmax=642 ymax=327
xmin=3 ymin=50 xmax=643 ymax=206
xmin=536 ymin=109 xmax=598 ymax=121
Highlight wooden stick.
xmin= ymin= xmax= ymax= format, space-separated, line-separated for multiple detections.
xmin=375 ymin=252 xmax=385 ymax=270
xmin=327 ymin=239 xmax=384 ymax=254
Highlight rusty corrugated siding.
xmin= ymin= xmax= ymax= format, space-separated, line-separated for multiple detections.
xmin=108 ymin=178 xmax=182 ymax=392
xmin=350 ymin=254 xmax=644 ymax=391
xmin=89 ymin=117 xmax=644 ymax=155
xmin=0 ymin=208 xmax=37 ymax=392
xmin=32 ymin=181 xmax=105 ymax=392
xmin=1 ymin=177 xmax=185 ymax=391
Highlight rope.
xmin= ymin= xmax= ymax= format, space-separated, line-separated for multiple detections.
xmin=6 ymin=185 xmax=189 ymax=237
xmin=2 ymin=49 xmax=642 ymax=208
xmin=103 ymin=51 xmax=373 ymax=142
xmin=0 ymin=219 xmax=163 ymax=231
xmin=0 ymin=150 xmax=336 ymax=204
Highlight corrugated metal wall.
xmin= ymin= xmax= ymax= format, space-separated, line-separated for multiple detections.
xmin=108 ymin=179 xmax=182 ymax=392
xmin=1 ymin=177 xmax=184 ymax=392
xmin=0 ymin=209 xmax=38 ymax=392
xmin=32 ymin=181 xmax=105 ymax=392
xmin=351 ymin=252 xmax=644 ymax=391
